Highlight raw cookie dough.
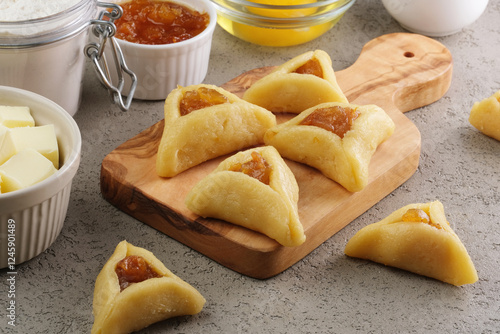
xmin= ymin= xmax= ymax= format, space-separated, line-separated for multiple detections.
xmin=185 ymin=146 xmax=305 ymax=247
xmin=243 ymin=50 xmax=348 ymax=113
xmin=264 ymin=102 xmax=395 ymax=192
xmin=469 ymin=90 xmax=500 ymax=141
xmin=345 ymin=201 xmax=478 ymax=286
xmin=157 ymin=84 xmax=276 ymax=177
xmin=92 ymin=241 xmax=206 ymax=334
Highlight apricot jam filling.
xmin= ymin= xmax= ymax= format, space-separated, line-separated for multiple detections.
xmin=179 ymin=87 xmax=229 ymax=116
xmin=115 ymin=255 xmax=161 ymax=291
xmin=401 ymin=208 xmax=443 ymax=229
xmin=300 ymin=106 xmax=360 ymax=138
xmin=293 ymin=58 xmax=323 ymax=78
xmin=228 ymin=151 xmax=271 ymax=185
xmin=114 ymin=0 xmax=209 ymax=45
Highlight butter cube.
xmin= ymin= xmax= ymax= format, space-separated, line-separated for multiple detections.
xmin=0 ymin=125 xmax=15 ymax=165
xmin=0 ymin=149 xmax=57 ymax=193
xmin=10 ymin=124 xmax=59 ymax=168
xmin=0 ymin=105 xmax=35 ymax=128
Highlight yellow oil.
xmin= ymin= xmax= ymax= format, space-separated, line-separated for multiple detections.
xmin=247 ymin=0 xmax=317 ymax=17
xmin=217 ymin=1 xmax=345 ymax=47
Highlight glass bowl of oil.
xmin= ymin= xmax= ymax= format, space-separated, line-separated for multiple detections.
xmin=209 ymin=0 xmax=356 ymax=47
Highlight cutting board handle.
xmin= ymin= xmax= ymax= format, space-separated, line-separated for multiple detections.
xmin=335 ymin=33 xmax=453 ymax=112
xmin=223 ymin=33 xmax=453 ymax=115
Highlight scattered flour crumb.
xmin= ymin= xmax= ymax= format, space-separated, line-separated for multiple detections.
xmin=0 ymin=0 xmax=82 ymax=21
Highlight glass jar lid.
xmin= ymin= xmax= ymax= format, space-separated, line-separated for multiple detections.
xmin=0 ymin=0 xmax=97 ymax=48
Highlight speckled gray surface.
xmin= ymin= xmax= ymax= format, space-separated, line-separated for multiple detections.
xmin=2 ymin=0 xmax=500 ymax=333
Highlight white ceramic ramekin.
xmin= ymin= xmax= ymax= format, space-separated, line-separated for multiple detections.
xmin=381 ymin=0 xmax=489 ymax=37
xmin=0 ymin=86 xmax=82 ymax=269
xmin=106 ymin=0 xmax=217 ymax=100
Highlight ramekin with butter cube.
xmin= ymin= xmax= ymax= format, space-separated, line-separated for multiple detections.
xmin=0 ymin=105 xmax=59 ymax=193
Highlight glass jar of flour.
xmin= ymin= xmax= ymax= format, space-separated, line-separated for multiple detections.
xmin=0 ymin=0 xmax=136 ymax=115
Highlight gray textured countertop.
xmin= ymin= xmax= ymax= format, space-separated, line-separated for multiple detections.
xmin=2 ymin=0 xmax=500 ymax=333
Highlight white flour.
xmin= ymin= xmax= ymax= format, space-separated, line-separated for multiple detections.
xmin=0 ymin=0 xmax=94 ymax=115
xmin=0 ymin=0 xmax=82 ymax=21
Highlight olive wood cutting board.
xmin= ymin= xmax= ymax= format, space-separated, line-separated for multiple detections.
xmin=100 ymin=33 xmax=453 ymax=279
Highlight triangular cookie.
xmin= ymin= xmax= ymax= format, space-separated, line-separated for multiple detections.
xmin=92 ymin=241 xmax=206 ymax=334
xmin=185 ymin=146 xmax=305 ymax=247
xmin=243 ymin=50 xmax=348 ymax=113
xmin=264 ymin=101 xmax=395 ymax=192
xmin=344 ymin=201 xmax=478 ymax=286
xmin=156 ymin=84 xmax=276 ymax=177
xmin=469 ymin=90 xmax=500 ymax=141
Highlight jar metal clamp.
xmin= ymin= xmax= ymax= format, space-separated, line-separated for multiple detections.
xmin=85 ymin=2 xmax=137 ymax=111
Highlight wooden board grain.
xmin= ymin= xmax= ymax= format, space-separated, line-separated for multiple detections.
xmin=100 ymin=33 xmax=453 ymax=279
